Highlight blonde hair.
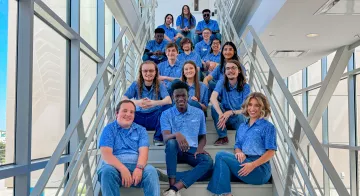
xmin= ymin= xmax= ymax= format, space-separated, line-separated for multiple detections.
xmin=241 ymin=92 xmax=271 ymax=118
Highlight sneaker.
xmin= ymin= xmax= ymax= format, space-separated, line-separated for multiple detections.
xmin=214 ymin=137 xmax=229 ymax=146
xmin=156 ymin=168 xmax=169 ymax=182
xmin=154 ymin=139 xmax=164 ymax=146
xmin=163 ymin=189 xmax=177 ymax=196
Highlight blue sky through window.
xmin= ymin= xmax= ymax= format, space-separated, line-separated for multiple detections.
xmin=0 ymin=0 xmax=8 ymax=131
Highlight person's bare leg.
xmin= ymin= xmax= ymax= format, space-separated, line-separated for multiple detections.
xmin=173 ymin=181 xmax=185 ymax=190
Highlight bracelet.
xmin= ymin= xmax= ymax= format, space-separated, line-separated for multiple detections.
xmin=232 ymin=110 xmax=236 ymax=116
xmin=136 ymin=164 xmax=145 ymax=171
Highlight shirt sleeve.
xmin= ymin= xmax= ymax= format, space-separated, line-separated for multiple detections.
xmin=214 ymin=79 xmax=223 ymax=94
xmin=192 ymin=16 xmax=196 ymax=27
xmin=172 ymin=28 xmax=178 ymax=36
xmin=124 ymin=82 xmax=137 ymax=99
xmin=202 ymin=54 xmax=209 ymax=62
xmin=194 ymin=43 xmax=201 ymax=56
xmin=160 ymin=110 xmax=172 ymax=133
xmin=195 ymin=21 xmax=201 ymax=31
xmin=145 ymin=40 xmax=152 ymax=51
xmin=198 ymin=111 xmax=206 ymax=135
xmin=195 ymin=54 xmax=202 ymax=68
xmin=157 ymin=62 xmax=164 ymax=75
xmin=264 ymin=123 xmax=277 ymax=151
xmin=242 ymin=83 xmax=251 ymax=105
xmin=234 ymin=127 xmax=242 ymax=150
xmin=99 ymin=124 xmax=115 ymax=148
xmin=159 ymin=83 xmax=170 ymax=99
xmin=138 ymin=126 xmax=150 ymax=148
xmin=210 ymin=65 xmax=220 ymax=80
xmin=176 ymin=16 xmax=181 ymax=27
xmin=213 ymin=21 xmax=220 ymax=31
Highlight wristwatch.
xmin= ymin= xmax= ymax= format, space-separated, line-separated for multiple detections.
xmin=136 ymin=164 xmax=145 ymax=170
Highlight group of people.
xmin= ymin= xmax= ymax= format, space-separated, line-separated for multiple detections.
xmin=97 ymin=5 xmax=277 ymax=196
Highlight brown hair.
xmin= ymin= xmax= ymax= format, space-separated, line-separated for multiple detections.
xmin=180 ymin=37 xmax=193 ymax=50
xmin=223 ymin=59 xmax=246 ymax=92
xmin=115 ymin=100 xmax=136 ymax=114
xmin=165 ymin=42 xmax=179 ymax=52
xmin=180 ymin=61 xmax=200 ymax=101
xmin=137 ymin=61 xmax=160 ymax=100
xmin=241 ymin=92 xmax=271 ymax=118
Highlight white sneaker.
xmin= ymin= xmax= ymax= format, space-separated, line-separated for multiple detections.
xmin=163 ymin=190 xmax=177 ymax=196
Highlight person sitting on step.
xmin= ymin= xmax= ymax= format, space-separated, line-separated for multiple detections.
xmin=97 ymin=100 xmax=160 ymax=196
xmin=177 ymin=38 xmax=202 ymax=76
xmin=122 ymin=61 xmax=172 ymax=146
xmin=176 ymin=5 xmax=196 ymax=43
xmin=157 ymin=14 xmax=184 ymax=51
xmin=194 ymin=28 xmax=212 ymax=59
xmin=194 ymin=9 xmax=221 ymax=44
xmin=180 ymin=60 xmax=208 ymax=112
xmin=158 ymin=43 xmax=183 ymax=93
xmin=159 ymin=81 xmax=213 ymax=196
xmin=201 ymin=38 xmax=221 ymax=76
xmin=142 ymin=28 xmax=168 ymax=64
xmin=207 ymin=92 xmax=277 ymax=196
xmin=210 ymin=60 xmax=250 ymax=146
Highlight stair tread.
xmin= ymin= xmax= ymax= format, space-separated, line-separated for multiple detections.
xmin=149 ymin=144 xmax=234 ymax=149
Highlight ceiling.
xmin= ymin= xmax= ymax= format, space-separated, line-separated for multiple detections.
xmin=259 ymin=0 xmax=360 ymax=77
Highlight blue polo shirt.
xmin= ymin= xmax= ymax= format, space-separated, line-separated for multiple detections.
xmin=203 ymin=52 xmax=221 ymax=64
xmin=99 ymin=121 xmax=149 ymax=164
xmin=195 ymin=40 xmax=211 ymax=58
xmin=176 ymin=15 xmax=196 ymax=28
xmin=124 ymin=82 xmax=169 ymax=113
xmin=195 ymin=19 xmax=220 ymax=32
xmin=188 ymin=82 xmax=209 ymax=107
xmin=158 ymin=60 xmax=183 ymax=88
xmin=214 ymin=79 xmax=250 ymax=111
xmin=145 ymin=40 xmax=168 ymax=60
xmin=160 ymin=105 xmax=206 ymax=148
xmin=177 ymin=51 xmax=202 ymax=68
xmin=157 ymin=24 xmax=178 ymax=40
xmin=234 ymin=118 xmax=277 ymax=156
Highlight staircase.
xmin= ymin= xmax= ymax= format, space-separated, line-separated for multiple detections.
xmin=28 ymin=0 xmax=352 ymax=196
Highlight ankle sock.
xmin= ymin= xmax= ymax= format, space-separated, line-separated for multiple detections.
xmin=170 ymin=185 xmax=179 ymax=192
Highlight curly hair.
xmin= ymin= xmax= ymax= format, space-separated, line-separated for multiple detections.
xmin=241 ymin=92 xmax=271 ymax=118
xmin=137 ymin=61 xmax=160 ymax=100
xmin=223 ymin=60 xmax=246 ymax=92
xmin=180 ymin=61 xmax=200 ymax=101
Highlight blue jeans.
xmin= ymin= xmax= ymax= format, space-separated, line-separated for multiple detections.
xmin=208 ymin=79 xmax=217 ymax=100
xmin=207 ymin=151 xmax=271 ymax=194
xmin=142 ymin=54 xmax=167 ymax=64
xmin=165 ymin=139 xmax=213 ymax=188
xmin=211 ymin=105 xmax=246 ymax=138
xmin=98 ymin=163 xmax=160 ymax=196
xmin=177 ymin=29 xmax=195 ymax=43
xmin=194 ymin=33 xmax=222 ymax=45
xmin=134 ymin=105 xmax=172 ymax=141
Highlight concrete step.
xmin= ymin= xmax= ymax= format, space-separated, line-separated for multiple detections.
xmin=120 ymin=181 xmax=273 ymax=196
xmin=148 ymin=145 xmax=233 ymax=162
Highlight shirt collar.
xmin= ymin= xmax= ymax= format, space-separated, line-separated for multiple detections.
xmin=246 ymin=118 xmax=266 ymax=126
xmin=227 ymin=82 xmax=238 ymax=90
xmin=142 ymin=82 xmax=154 ymax=91
xmin=114 ymin=120 xmax=135 ymax=134
xmin=173 ymin=104 xmax=191 ymax=116
xmin=167 ymin=60 xmax=181 ymax=67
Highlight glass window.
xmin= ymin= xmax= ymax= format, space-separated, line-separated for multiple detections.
xmin=327 ymin=51 xmax=347 ymax=73
xmin=2 ymin=0 xmax=17 ymax=165
xmin=356 ymin=75 xmax=360 ymax=145
xmin=31 ymin=17 xmax=67 ymax=159
xmin=355 ymin=46 xmax=360 ymax=69
xmin=105 ymin=4 xmax=113 ymax=58
xmin=329 ymin=148 xmax=350 ymax=194
xmin=288 ymin=70 xmax=302 ymax=93
xmin=309 ymin=146 xmax=324 ymax=192
xmin=80 ymin=0 xmax=97 ymax=49
xmin=308 ymin=88 xmax=322 ymax=141
xmin=41 ymin=0 xmax=67 ymax=22
xmin=328 ymin=79 xmax=349 ymax=145
xmin=288 ymin=94 xmax=303 ymax=133
xmin=307 ymin=60 xmax=321 ymax=86
xmin=31 ymin=165 xmax=64 ymax=195
xmin=0 ymin=177 xmax=14 ymax=195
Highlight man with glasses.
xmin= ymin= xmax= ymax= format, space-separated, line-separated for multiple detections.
xmin=142 ymin=28 xmax=168 ymax=64
xmin=194 ymin=9 xmax=221 ymax=44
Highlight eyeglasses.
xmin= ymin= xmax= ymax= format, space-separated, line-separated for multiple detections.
xmin=142 ymin=69 xmax=155 ymax=73
xmin=225 ymin=66 xmax=238 ymax=71
xmin=203 ymin=14 xmax=210 ymax=17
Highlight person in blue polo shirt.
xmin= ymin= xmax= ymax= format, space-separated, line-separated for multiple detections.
xmin=158 ymin=14 xmax=184 ymax=45
xmin=202 ymin=38 xmax=221 ymax=76
xmin=177 ymin=38 xmax=202 ymax=72
xmin=176 ymin=5 xmax=196 ymax=43
xmin=194 ymin=9 xmax=221 ymax=44
xmin=122 ymin=61 xmax=172 ymax=146
xmin=142 ymin=28 xmax=168 ymax=64
xmin=158 ymin=43 xmax=183 ymax=91
xmin=210 ymin=60 xmax=250 ymax=145
xmin=207 ymin=92 xmax=277 ymax=195
xmin=97 ymin=100 xmax=160 ymax=196
xmin=159 ymin=81 xmax=213 ymax=196
xmin=180 ymin=61 xmax=208 ymax=112
xmin=194 ymin=28 xmax=212 ymax=59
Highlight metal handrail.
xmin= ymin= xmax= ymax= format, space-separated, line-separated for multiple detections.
xmin=216 ymin=0 xmax=350 ymax=195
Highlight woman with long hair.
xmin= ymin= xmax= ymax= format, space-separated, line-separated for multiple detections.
xmin=122 ymin=61 xmax=172 ymax=146
xmin=207 ymin=92 xmax=277 ymax=195
xmin=176 ymin=5 xmax=196 ymax=43
xmin=210 ymin=60 xmax=250 ymax=145
xmin=180 ymin=60 xmax=208 ymax=111
xmin=157 ymin=14 xmax=184 ymax=45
